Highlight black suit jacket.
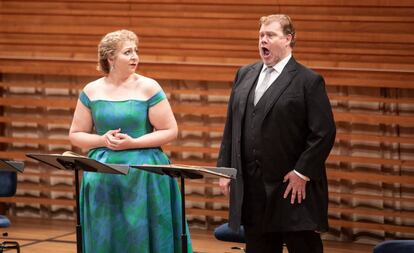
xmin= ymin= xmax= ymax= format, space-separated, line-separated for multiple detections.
xmin=217 ymin=56 xmax=336 ymax=232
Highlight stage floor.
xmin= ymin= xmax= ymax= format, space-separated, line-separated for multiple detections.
xmin=1 ymin=217 xmax=373 ymax=253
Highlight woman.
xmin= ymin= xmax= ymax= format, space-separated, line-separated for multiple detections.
xmin=69 ymin=29 xmax=192 ymax=253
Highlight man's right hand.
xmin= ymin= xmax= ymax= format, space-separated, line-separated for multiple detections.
xmin=219 ymin=178 xmax=231 ymax=196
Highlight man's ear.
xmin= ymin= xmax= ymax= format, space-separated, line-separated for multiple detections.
xmin=285 ymin=34 xmax=292 ymax=47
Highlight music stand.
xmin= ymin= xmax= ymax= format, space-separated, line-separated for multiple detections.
xmin=131 ymin=164 xmax=236 ymax=253
xmin=26 ymin=153 xmax=129 ymax=253
xmin=0 ymin=159 xmax=24 ymax=173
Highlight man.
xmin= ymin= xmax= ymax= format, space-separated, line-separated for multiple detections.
xmin=217 ymin=14 xmax=336 ymax=253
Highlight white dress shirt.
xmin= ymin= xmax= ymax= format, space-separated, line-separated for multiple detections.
xmin=256 ymin=53 xmax=292 ymax=95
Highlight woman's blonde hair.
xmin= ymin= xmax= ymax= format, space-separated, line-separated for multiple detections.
xmin=97 ymin=29 xmax=139 ymax=74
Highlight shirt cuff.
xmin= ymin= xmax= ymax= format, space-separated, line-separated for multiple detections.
xmin=294 ymin=170 xmax=310 ymax=181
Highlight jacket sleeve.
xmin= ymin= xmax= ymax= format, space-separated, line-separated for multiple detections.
xmin=217 ymin=68 xmax=241 ymax=168
xmin=294 ymin=74 xmax=336 ymax=181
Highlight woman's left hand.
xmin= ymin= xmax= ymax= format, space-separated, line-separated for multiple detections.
xmin=106 ymin=132 xmax=136 ymax=150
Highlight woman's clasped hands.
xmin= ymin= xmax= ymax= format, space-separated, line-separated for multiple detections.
xmin=103 ymin=128 xmax=136 ymax=150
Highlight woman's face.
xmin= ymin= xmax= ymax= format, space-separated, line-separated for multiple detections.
xmin=110 ymin=40 xmax=139 ymax=74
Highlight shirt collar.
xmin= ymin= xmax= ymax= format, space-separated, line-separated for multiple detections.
xmin=261 ymin=53 xmax=292 ymax=74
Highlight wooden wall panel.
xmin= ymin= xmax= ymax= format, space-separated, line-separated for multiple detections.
xmin=0 ymin=0 xmax=413 ymax=244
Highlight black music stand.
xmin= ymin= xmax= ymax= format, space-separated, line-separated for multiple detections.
xmin=0 ymin=159 xmax=24 ymax=173
xmin=0 ymin=159 xmax=24 ymax=253
xmin=131 ymin=164 xmax=236 ymax=253
xmin=26 ymin=153 xmax=129 ymax=253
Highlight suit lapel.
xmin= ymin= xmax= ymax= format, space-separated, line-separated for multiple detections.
xmin=237 ymin=62 xmax=262 ymax=118
xmin=263 ymin=57 xmax=298 ymax=117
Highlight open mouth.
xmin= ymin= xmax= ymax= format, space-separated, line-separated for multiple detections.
xmin=261 ymin=47 xmax=270 ymax=56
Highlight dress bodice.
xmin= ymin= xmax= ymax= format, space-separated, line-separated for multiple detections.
xmin=79 ymin=90 xmax=166 ymax=138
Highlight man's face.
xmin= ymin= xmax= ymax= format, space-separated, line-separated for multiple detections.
xmin=258 ymin=21 xmax=291 ymax=67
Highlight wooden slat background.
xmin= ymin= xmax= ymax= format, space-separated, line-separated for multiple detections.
xmin=0 ymin=0 xmax=413 ymax=244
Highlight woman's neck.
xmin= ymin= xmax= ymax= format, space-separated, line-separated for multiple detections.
xmin=105 ymin=72 xmax=136 ymax=86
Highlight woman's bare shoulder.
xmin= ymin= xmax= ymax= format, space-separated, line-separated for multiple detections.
xmin=137 ymin=75 xmax=162 ymax=98
xmin=82 ymin=78 xmax=105 ymax=98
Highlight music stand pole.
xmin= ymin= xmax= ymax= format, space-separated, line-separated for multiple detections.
xmin=74 ymin=162 xmax=82 ymax=253
xmin=180 ymin=176 xmax=187 ymax=253
xmin=53 ymin=159 xmax=83 ymax=253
